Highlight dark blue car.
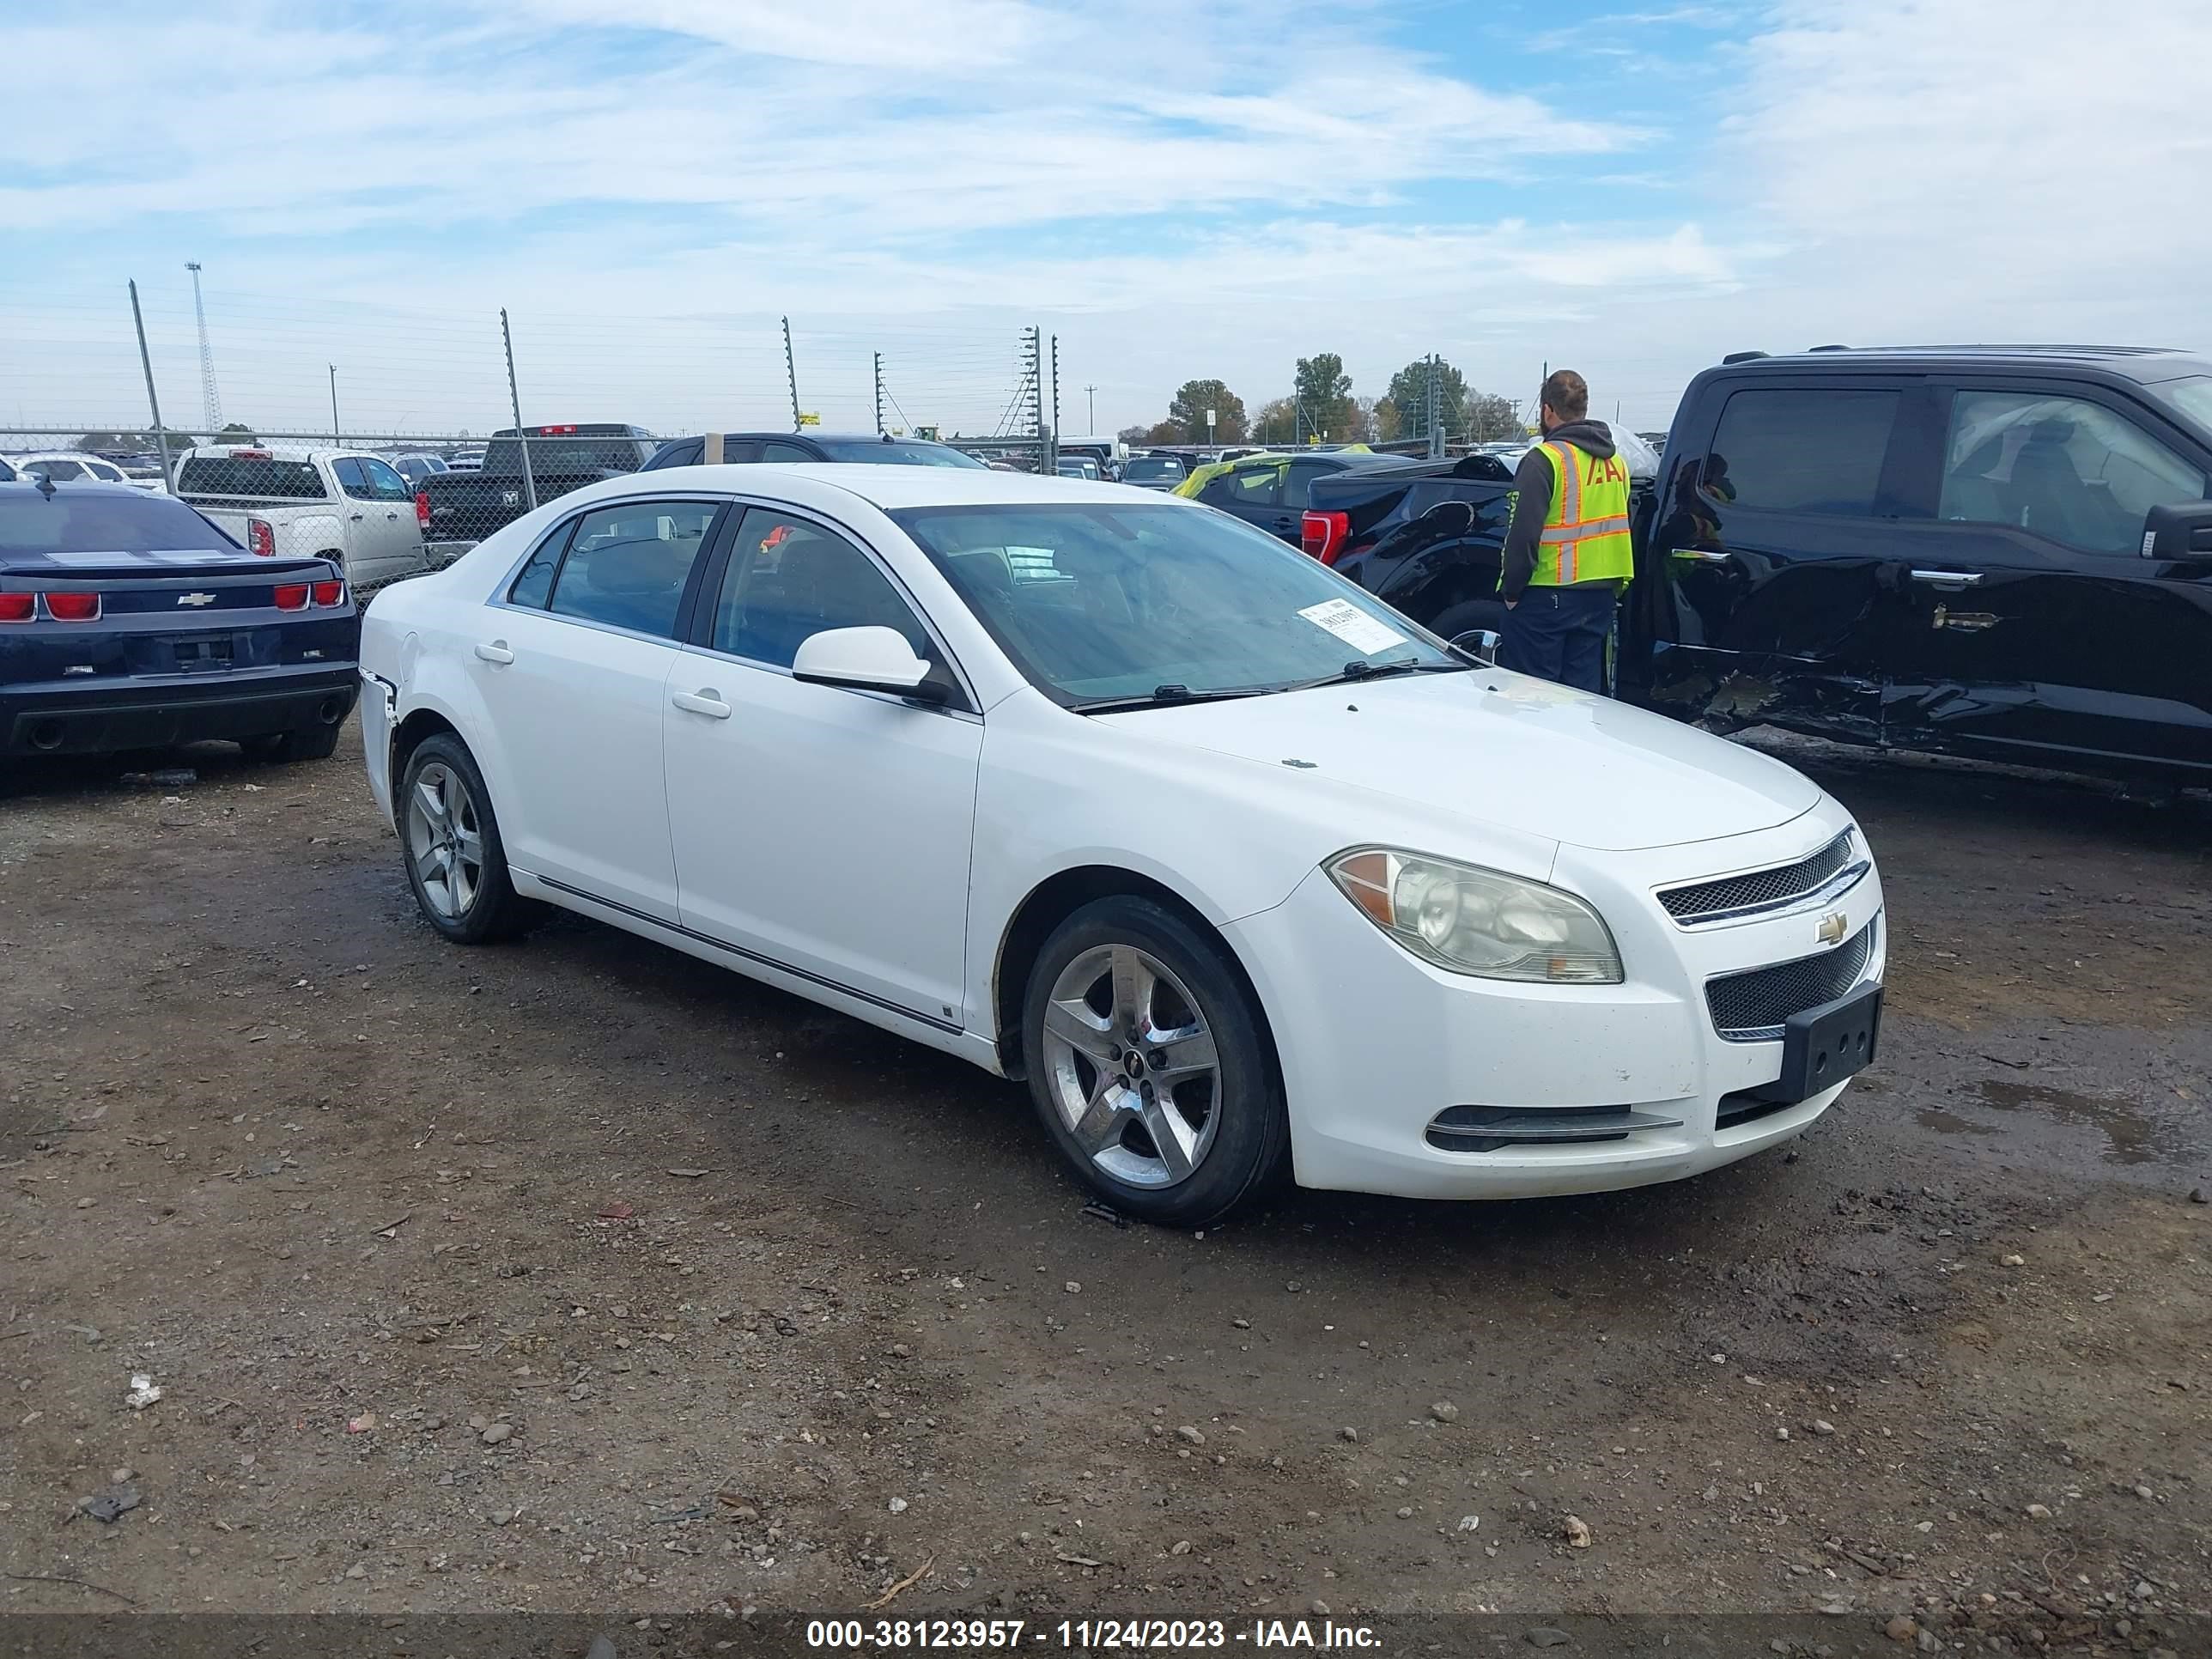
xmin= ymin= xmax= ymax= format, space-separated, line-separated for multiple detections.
xmin=1 ymin=481 xmax=360 ymax=763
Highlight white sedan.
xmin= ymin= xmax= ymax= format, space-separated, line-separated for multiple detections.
xmin=358 ymin=466 xmax=1884 ymax=1226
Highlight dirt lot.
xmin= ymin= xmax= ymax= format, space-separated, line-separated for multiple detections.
xmin=2 ymin=722 xmax=2207 ymax=1653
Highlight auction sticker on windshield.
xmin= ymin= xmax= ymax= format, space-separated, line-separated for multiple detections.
xmin=1298 ymin=598 xmax=1407 ymax=656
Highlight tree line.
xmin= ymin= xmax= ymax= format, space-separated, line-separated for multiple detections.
xmin=1116 ymin=357 xmax=1528 ymax=449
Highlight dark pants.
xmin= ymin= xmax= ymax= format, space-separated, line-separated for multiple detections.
xmin=1498 ymin=584 xmax=1617 ymax=694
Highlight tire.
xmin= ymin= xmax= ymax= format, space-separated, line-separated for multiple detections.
xmin=243 ymin=723 xmax=342 ymax=763
xmin=397 ymin=733 xmax=538 ymax=944
xmin=1427 ymin=598 xmax=1510 ymax=645
xmin=1021 ymin=896 xmax=1289 ymax=1228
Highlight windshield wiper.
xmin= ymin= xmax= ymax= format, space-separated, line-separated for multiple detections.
xmin=1073 ymin=684 xmax=1267 ymax=714
xmin=1295 ymin=658 xmax=1468 ymax=691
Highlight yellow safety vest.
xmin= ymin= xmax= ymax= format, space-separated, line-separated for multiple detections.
xmin=1529 ymin=441 xmax=1634 ymax=587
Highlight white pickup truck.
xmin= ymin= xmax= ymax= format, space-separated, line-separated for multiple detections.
xmin=172 ymin=445 xmax=429 ymax=590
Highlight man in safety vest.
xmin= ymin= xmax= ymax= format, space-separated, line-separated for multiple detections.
xmin=1497 ymin=368 xmax=1635 ymax=694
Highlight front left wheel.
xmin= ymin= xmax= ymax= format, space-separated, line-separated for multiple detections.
xmin=1021 ymin=896 xmax=1289 ymax=1228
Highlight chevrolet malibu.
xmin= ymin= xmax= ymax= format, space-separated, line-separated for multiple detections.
xmin=358 ymin=466 xmax=1884 ymax=1226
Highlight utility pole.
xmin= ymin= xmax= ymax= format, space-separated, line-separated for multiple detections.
xmin=1427 ymin=352 xmax=1443 ymax=460
xmin=127 ymin=279 xmax=174 ymax=491
xmin=1018 ymin=326 xmax=1042 ymax=459
xmin=501 ymin=307 xmax=535 ymax=510
xmin=328 ymin=365 xmax=340 ymax=447
xmin=185 ymin=262 xmax=221 ymax=433
xmin=1085 ymin=383 xmax=1097 ymax=434
xmin=1048 ymin=334 xmax=1060 ymax=474
xmin=782 ymin=316 xmax=801 ymax=433
xmin=873 ymin=352 xmax=885 ymax=436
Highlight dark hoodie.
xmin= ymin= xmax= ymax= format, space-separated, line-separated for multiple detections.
xmin=1498 ymin=419 xmax=1617 ymax=603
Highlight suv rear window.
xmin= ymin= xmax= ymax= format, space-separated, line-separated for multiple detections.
xmin=1125 ymin=456 xmax=1187 ymax=483
xmin=815 ymin=440 xmax=986 ymax=467
xmin=1704 ymin=388 xmax=1900 ymax=516
xmin=177 ymin=455 xmax=328 ymax=499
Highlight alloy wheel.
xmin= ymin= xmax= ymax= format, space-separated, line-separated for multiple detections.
xmin=1042 ymin=944 xmax=1222 ymax=1188
xmin=406 ymin=761 xmax=485 ymax=921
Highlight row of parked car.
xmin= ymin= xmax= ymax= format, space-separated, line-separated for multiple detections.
xmin=8 ymin=343 xmax=2210 ymax=799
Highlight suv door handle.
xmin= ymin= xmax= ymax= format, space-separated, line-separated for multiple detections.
xmin=671 ymin=690 xmax=732 ymax=720
xmin=1911 ymin=568 xmax=1984 ymax=586
xmin=473 ymin=641 xmax=514 ymax=665
xmin=349 ymin=513 xmax=366 ymax=522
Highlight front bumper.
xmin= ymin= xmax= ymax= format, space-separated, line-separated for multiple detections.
xmin=1223 ymin=801 xmax=1885 ymax=1200
xmin=0 ymin=664 xmax=360 ymax=757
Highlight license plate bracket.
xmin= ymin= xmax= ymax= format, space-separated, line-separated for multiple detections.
xmin=1756 ymin=983 xmax=1881 ymax=1103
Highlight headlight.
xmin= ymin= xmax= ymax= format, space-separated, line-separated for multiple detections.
xmin=1327 ymin=848 xmax=1623 ymax=983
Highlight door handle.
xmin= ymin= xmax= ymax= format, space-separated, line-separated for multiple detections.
xmin=349 ymin=513 xmax=365 ymax=522
xmin=473 ymin=641 xmax=514 ymax=665
xmin=1911 ymin=568 xmax=1984 ymax=586
xmin=671 ymin=690 xmax=732 ymax=720
xmin=386 ymin=511 xmax=400 ymax=521
xmin=1670 ymin=547 xmax=1729 ymax=562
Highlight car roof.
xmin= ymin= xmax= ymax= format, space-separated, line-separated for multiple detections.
xmin=1719 ymin=344 xmax=2210 ymax=383
xmin=651 ymin=463 xmax=1182 ymax=512
xmin=707 ymin=432 xmax=957 ymax=445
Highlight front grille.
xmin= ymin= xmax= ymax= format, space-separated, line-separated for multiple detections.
xmin=1705 ymin=921 xmax=1875 ymax=1041
xmin=1659 ymin=832 xmax=1859 ymax=924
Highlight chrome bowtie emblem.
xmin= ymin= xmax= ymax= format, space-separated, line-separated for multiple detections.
xmin=176 ymin=592 xmax=216 ymax=606
xmin=1816 ymin=912 xmax=1847 ymax=945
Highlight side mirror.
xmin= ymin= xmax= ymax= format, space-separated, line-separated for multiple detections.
xmin=1449 ymin=629 xmax=1502 ymax=665
xmin=2143 ymin=501 xmax=2212 ymax=561
xmin=791 ymin=625 xmax=947 ymax=702
xmin=1420 ymin=499 xmax=1475 ymax=534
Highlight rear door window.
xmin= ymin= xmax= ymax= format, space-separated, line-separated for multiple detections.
xmin=761 ymin=442 xmax=815 ymax=463
xmin=332 ymin=459 xmax=374 ymax=499
xmin=545 ymin=501 xmax=720 ymax=639
xmin=1938 ymin=389 xmax=2207 ymax=556
xmin=1704 ymin=388 xmax=1902 ymax=516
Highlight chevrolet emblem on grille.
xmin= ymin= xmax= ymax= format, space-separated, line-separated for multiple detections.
xmin=1816 ymin=912 xmax=1847 ymax=945
xmin=176 ymin=592 xmax=216 ymax=606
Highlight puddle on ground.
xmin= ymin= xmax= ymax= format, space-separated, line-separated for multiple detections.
xmin=1963 ymin=1078 xmax=2178 ymax=1165
xmin=1916 ymin=1106 xmax=2001 ymax=1139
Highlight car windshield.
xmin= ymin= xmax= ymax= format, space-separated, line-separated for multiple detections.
xmin=2151 ymin=374 xmax=2212 ymax=434
xmin=0 ymin=489 xmax=238 ymax=556
xmin=815 ymin=440 xmax=987 ymax=468
xmin=892 ymin=502 xmax=1459 ymax=707
xmin=1124 ymin=456 xmax=1185 ymax=482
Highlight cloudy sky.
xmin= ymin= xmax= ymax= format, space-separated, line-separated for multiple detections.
xmin=2 ymin=0 xmax=2206 ymax=440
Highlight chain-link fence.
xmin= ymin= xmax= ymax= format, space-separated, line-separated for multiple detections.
xmin=1 ymin=280 xmax=1075 ymax=567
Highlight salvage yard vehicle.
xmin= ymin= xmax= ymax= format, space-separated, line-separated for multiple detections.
xmin=1 ymin=480 xmax=358 ymax=761
xmin=1176 ymin=447 xmax=1409 ymax=544
xmin=416 ymin=423 xmax=658 ymax=564
xmin=360 ymin=465 xmax=1883 ymax=1226
xmin=642 ymin=432 xmax=988 ymax=471
xmin=1302 ymin=345 xmax=2212 ymax=787
xmin=12 ymin=452 xmax=167 ymax=493
xmin=172 ymin=444 xmax=428 ymax=590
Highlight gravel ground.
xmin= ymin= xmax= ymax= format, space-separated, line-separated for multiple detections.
xmin=1 ymin=722 xmax=2206 ymax=1654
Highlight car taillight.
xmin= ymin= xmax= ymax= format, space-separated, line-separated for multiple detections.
xmin=272 ymin=583 xmax=310 ymax=611
xmin=1301 ymin=509 xmax=1351 ymax=564
xmin=0 ymin=592 xmax=32 ymax=622
xmin=311 ymin=580 xmax=345 ymax=607
xmin=415 ymin=489 xmax=430 ymax=529
xmin=44 ymin=591 xmax=101 ymax=621
xmin=247 ymin=517 xmax=276 ymax=556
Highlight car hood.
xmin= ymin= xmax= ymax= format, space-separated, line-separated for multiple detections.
xmin=1091 ymin=669 xmax=1820 ymax=853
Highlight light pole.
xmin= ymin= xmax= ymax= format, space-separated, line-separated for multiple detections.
xmin=328 ymin=364 xmax=340 ymax=447
xmin=1085 ymin=383 xmax=1097 ymax=434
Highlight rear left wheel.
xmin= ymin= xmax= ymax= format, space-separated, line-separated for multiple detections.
xmin=1022 ymin=896 xmax=1288 ymax=1228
